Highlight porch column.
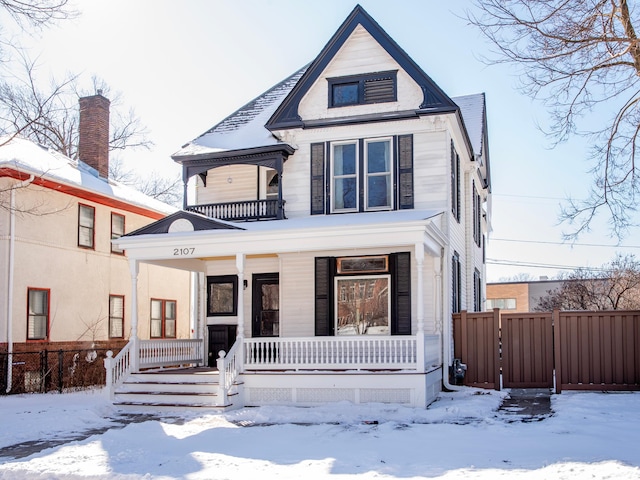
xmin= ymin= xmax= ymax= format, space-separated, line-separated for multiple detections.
xmin=129 ymin=259 xmax=140 ymax=372
xmin=236 ymin=253 xmax=245 ymax=339
xmin=276 ymin=155 xmax=284 ymax=220
xmin=415 ymin=243 xmax=425 ymax=373
xmin=198 ymin=272 xmax=207 ymax=365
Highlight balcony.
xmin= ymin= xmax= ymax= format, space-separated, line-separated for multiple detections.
xmin=186 ymin=199 xmax=285 ymax=222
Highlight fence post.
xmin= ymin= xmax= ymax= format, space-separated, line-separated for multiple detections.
xmin=58 ymin=350 xmax=64 ymax=393
xmin=40 ymin=350 xmax=48 ymax=393
xmin=553 ymin=309 xmax=562 ymax=394
xmin=216 ymin=351 xmax=228 ymax=407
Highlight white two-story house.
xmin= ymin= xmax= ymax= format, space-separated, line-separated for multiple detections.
xmin=107 ymin=5 xmax=490 ymax=410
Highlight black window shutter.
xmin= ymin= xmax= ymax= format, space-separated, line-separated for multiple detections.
xmin=397 ymin=135 xmax=414 ymax=210
xmin=391 ymin=252 xmax=411 ymax=335
xmin=314 ymin=257 xmax=335 ymax=336
xmin=310 ymin=143 xmax=326 ymax=215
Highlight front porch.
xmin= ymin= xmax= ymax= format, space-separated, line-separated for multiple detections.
xmin=105 ymin=333 xmax=442 ymax=410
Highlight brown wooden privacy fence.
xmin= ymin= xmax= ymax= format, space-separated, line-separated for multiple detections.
xmin=453 ymin=310 xmax=640 ymax=393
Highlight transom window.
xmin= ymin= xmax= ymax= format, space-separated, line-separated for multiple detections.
xmin=150 ymin=299 xmax=176 ymax=338
xmin=328 ymin=71 xmax=397 ymax=107
xmin=78 ymin=204 xmax=95 ymax=249
xmin=331 ymin=138 xmax=393 ymax=213
xmin=27 ymin=288 xmax=49 ymax=340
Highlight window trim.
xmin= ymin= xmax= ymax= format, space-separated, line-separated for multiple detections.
xmin=451 ymin=142 xmax=460 ymax=223
xmin=452 ymin=252 xmax=461 ymax=314
xmin=78 ymin=203 xmax=95 ymax=249
xmin=111 ymin=212 xmax=125 ymax=255
xmin=335 ymin=274 xmax=391 ymax=336
xmin=328 ymin=70 xmax=398 ymax=108
xmin=473 ymin=268 xmax=482 ymax=312
xmin=330 ymin=140 xmax=359 ymax=213
xmin=109 ymin=294 xmax=125 ymax=339
xmin=206 ymin=275 xmax=238 ymax=317
xmin=27 ymin=288 xmax=49 ymax=341
xmin=150 ymin=298 xmax=177 ymax=339
xmin=364 ymin=137 xmax=393 ymax=211
xmin=330 ymin=137 xmax=395 ymax=213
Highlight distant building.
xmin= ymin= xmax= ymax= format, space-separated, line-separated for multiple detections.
xmin=486 ymin=279 xmax=563 ymax=312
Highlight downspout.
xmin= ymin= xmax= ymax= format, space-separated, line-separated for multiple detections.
xmin=6 ymin=175 xmax=35 ymax=393
xmin=440 ymin=244 xmax=463 ymax=391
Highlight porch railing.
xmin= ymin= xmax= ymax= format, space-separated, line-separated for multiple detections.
xmin=186 ymin=199 xmax=284 ymax=221
xmin=138 ymin=339 xmax=203 ymax=369
xmin=243 ymin=335 xmax=418 ymax=370
xmin=217 ymin=338 xmax=243 ymax=406
xmin=104 ymin=342 xmax=133 ymax=400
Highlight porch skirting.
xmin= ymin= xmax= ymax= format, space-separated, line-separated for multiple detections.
xmin=241 ymin=367 xmax=442 ymax=408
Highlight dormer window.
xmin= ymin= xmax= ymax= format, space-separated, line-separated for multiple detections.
xmin=328 ymin=71 xmax=397 ymax=108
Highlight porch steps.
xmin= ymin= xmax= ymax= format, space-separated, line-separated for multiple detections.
xmin=113 ymin=369 xmax=244 ymax=412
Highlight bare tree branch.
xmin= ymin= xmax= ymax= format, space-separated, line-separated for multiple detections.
xmin=468 ymin=0 xmax=640 ymax=239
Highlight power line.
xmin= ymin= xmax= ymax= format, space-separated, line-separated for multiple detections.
xmin=490 ymin=238 xmax=640 ymax=249
xmin=486 ymin=258 xmax=609 ymax=271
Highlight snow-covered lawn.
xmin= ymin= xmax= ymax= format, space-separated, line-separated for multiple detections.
xmin=0 ymin=388 xmax=638 ymax=479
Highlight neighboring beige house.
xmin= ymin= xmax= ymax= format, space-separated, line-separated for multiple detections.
xmin=0 ymin=95 xmax=192 ymax=393
xmin=106 ymin=5 xmax=491 ymax=410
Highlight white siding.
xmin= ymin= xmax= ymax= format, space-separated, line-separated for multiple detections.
xmin=196 ymin=164 xmax=259 ymax=205
xmin=299 ymin=25 xmax=423 ymax=121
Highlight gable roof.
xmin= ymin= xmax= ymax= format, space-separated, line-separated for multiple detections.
xmin=266 ymin=4 xmax=458 ymax=130
xmin=0 ymin=135 xmax=176 ymax=217
xmin=171 ymin=5 xmax=488 ymax=167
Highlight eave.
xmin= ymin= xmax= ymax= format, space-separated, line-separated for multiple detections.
xmin=0 ymin=166 xmax=167 ymax=220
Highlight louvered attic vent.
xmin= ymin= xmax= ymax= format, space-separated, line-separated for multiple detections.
xmin=329 ymin=71 xmax=397 ymax=107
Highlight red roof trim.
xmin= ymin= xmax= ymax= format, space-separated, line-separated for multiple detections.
xmin=0 ymin=166 xmax=166 ymax=220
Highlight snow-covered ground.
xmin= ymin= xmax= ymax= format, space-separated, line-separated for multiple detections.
xmin=0 ymin=388 xmax=638 ymax=479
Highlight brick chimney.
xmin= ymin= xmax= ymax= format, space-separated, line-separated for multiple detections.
xmin=78 ymin=93 xmax=110 ymax=178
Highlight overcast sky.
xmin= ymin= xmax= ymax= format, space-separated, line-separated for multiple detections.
xmin=9 ymin=0 xmax=640 ymax=282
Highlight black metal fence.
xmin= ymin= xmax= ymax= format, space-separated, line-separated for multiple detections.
xmin=0 ymin=347 xmax=121 ymax=395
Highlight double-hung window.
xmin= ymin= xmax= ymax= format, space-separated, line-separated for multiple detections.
xmin=27 ymin=288 xmax=49 ymax=340
xmin=111 ymin=213 xmax=125 ymax=254
xmin=109 ymin=295 xmax=124 ymax=338
xmin=331 ymin=138 xmax=393 ymax=213
xmin=150 ymin=299 xmax=176 ymax=338
xmin=365 ymin=139 xmax=392 ymax=210
xmin=332 ymin=142 xmax=358 ymax=211
xmin=78 ymin=204 xmax=95 ymax=249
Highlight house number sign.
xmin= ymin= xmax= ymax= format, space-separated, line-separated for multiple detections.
xmin=173 ymin=247 xmax=195 ymax=256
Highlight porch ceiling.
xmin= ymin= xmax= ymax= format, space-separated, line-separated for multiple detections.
xmin=115 ymin=209 xmax=446 ymax=265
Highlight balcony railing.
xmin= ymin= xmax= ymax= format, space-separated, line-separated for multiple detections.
xmin=186 ymin=199 xmax=284 ymax=221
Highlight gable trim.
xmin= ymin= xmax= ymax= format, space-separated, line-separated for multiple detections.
xmin=266 ymin=5 xmax=457 ymax=131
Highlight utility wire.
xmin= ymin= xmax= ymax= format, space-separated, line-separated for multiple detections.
xmin=490 ymin=238 xmax=640 ymax=249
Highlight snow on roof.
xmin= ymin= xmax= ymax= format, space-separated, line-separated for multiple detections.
xmin=172 ymin=66 xmax=308 ymax=158
xmin=173 ymin=68 xmax=487 ymax=163
xmin=452 ymin=93 xmax=486 ymax=157
xmin=0 ymin=135 xmax=176 ymax=215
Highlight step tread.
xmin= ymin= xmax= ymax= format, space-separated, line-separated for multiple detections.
xmin=114 ymin=401 xmax=233 ymax=409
